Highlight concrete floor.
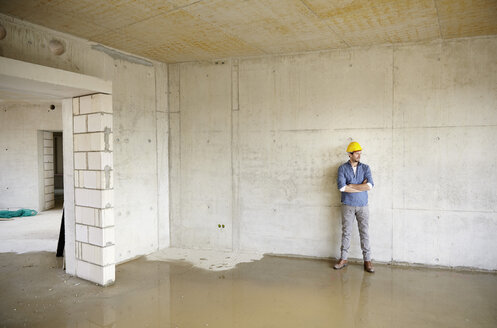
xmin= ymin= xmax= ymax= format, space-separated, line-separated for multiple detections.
xmin=1 ymin=250 xmax=496 ymax=327
xmin=0 ymin=206 xmax=62 ymax=254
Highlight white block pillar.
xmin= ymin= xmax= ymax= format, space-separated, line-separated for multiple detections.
xmin=72 ymin=94 xmax=115 ymax=286
xmin=43 ymin=131 xmax=55 ymax=210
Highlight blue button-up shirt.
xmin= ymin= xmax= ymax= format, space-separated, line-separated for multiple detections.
xmin=337 ymin=161 xmax=374 ymax=207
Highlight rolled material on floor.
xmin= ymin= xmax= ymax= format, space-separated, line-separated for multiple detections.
xmin=0 ymin=209 xmax=38 ymax=219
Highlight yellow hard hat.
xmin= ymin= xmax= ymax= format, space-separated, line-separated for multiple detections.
xmin=346 ymin=141 xmax=362 ymax=153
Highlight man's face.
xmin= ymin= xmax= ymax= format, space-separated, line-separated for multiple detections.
xmin=349 ymin=151 xmax=362 ymax=163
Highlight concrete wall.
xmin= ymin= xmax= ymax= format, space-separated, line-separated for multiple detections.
xmin=0 ymin=15 xmax=169 ymax=263
xmin=0 ymin=103 xmax=61 ymax=212
xmin=170 ymin=36 xmax=497 ymax=270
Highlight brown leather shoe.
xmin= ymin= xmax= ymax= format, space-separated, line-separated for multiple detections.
xmin=333 ymin=259 xmax=348 ymax=270
xmin=364 ymin=261 xmax=375 ymax=273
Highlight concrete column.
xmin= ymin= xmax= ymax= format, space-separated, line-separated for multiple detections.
xmin=72 ymin=94 xmax=115 ymax=286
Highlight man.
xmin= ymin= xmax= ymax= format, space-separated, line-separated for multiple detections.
xmin=334 ymin=141 xmax=375 ymax=273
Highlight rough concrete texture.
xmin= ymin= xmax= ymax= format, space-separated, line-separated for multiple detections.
xmin=0 ymin=103 xmax=62 ymax=212
xmin=0 ymin=15 xmax=170 ymax=263
xmin=1 ymin=252 xmax=496 ymax=327
xmin=1 ymin=0 xmax=496 ymax=63
xmin=170 ymin=37 xmax=497 ymax=270
xmin=177 ymin=61 xmax=234 ymax=250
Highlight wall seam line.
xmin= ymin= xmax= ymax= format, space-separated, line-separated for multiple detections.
xmin=391 ymin=45 xmax=395 ymax=263
xmin=155 ymin=65 xmax=160 ymax=251
xmin=166 ymin=64 xmax=171 ymax=249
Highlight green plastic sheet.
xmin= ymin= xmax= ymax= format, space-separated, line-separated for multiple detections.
xmin=0 ymin=209 xmax=38 ymax=219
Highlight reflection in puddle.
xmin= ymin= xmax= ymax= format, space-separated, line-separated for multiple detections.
xmin=1 ymin=251 xmax=496 ymax=327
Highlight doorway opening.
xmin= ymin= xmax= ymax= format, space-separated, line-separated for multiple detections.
xmin=0 ymin=102 xmax=63 ymax=255
xmin=0 ymin=57 xmax=114 ymax=285
xmin=53 ymin=131 xmax=64 ymax=209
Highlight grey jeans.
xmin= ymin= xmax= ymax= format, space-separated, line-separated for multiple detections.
xmin=340 ymin=204 xmax=371 ymax=261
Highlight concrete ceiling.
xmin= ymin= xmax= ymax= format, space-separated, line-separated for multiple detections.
xmin=1 ymin=0 xmax=496 ymax=63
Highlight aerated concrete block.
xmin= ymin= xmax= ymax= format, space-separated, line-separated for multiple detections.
xmin=74 ymin=132 xmax=112 ymax=152
xmin=75 ymin=205 xmax=97 ymax=226
xmin=74 ymin=152 xmax=87 ymax=170
xmin=88 ymin=226 xmax=115 ymax=247
xmin=44 ymin=170 xmax=54 ymax=178
xmin=43 ymin=162 xmax=54 ymax=170
xmin=98 ymin=208 xmax=114 ymax=228
xmin=45 ymin=200 xmax=54 ymax=209
xmin=75 ymin=260 xmax=115 ymax=286
xmin=87 ymin=113 xmax=112 ymax=132
xmin=75 ymin=188 xmax=113 ymax=208
xmin=79 ymin=94 xmax=112 ymax=114
xmin=76 ymin=224 xmax=89 ymax=243
xmin=78 ymin=170 xmax=111 ymax=190
xmin=79 ymin=95 xmax=92 ymax=114
xmin=80 ymin=243 xmax=115 ymax=266
xmin=72 ymin=97 xmax=80 ymax=115
xmin=87 ymin=152 xmax=113 ymax=170
xmin=73 ymin=115 xmax=87 ymax=133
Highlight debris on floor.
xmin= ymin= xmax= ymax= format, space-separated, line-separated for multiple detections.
xmin=0 ymin=209 xmax=37 ymax=220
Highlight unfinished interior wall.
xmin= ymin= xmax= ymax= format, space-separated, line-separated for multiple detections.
xmin=0 ymin=15 xmax=169 ymax=263
xmin=0 ymin=103 xmax=62 ymax=212
xmin=170 ymin=36 xmax=497 ymax=270
xmin=41 ymin=131 xmax=55 ymax=210
xmin=169 ymin=62 xmax=233 ymax=250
